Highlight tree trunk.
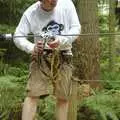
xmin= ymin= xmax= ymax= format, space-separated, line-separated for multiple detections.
xmin=109 ymin=0 xmax=116 ymax=72
xmin=75 ymin=0 xmax=100 ymax=88
xmin=68 ymin=0 xmax=100 ymax=120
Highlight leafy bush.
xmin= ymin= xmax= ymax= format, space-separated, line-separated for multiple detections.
xmin=78 ymin=90 xmax=120 ymax=120
xmin=0 ymin=61 xmax=9 ymax=76
xmin=0 ymin=24 xmax=15 ymax=33
xmin=0 ymin=48 xmax=9 ymax=75
xmin=36 ymin=96 xmax=55 ymax=120
xmin=101 ymin=71 xmax=120 ymax=90
xmin=0 ymin=75 xmax=55 ymax=120
xmin=0 ymin=76 xmax=25 ymax=120
xmin=7 ymin=66 xmax=28 ymax=77
xmin=0 ymin=0 xmax=34 ymax=25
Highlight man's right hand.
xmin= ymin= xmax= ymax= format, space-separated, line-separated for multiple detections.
xmin=31 ymin=40 xmax=44 ymax=60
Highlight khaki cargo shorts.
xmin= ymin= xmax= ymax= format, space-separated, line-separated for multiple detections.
xmin=26 ymin=50 xmax=73 ymax=100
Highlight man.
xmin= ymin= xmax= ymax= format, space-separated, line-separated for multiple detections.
xmin=14 ymin=0 xmax=81 ymax=120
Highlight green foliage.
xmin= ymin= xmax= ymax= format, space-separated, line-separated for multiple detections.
xmin=78 ymin=90 xmax=120 ymax=120
xmin=0 ymin=0 xmax=34 ymax=24
xmin=99 ymin=15 xmax=109 ymax=32
xmin=0 ymin=76 xmax=25 ymax=120
xmin=0 ymin=75 xmax=56 ymax=120
xmin=0 ymin=60 xmax=9 ymax=75
xmin=0 ymin=48 xmax=6 ymax=56
xmin=0 ymin=24 xmax=30 ymax=68
xmin=36 ymin=96 xmax=55 ymax=120
xmin=0 ymin=24 xmax=15 ymax=33
xmin=7 ymin=65 xmax=28 ymax=77
xmin=0 ymin=44 xmax=29 ymax=77
xmin=101 ymin=71 xmax=120 ymax=90
xmin=99 ymin=0 xmax=120 ymax=90
xmin=0 ymin=48 xmax=9 ymax=75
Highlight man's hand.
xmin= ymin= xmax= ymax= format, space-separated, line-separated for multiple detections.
xmin=31 ymin=40 xmax=44 ymax=60
xmin=47 ymin=39 xmax=60 ymax=49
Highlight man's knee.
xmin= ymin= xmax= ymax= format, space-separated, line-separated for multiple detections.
xmin=24 ymin=96 xmax=39 ymax=104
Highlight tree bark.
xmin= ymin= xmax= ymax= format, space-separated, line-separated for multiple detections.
xmin=75 ymin=0 xmax=100 ymax=88
xmin=68 ymin=0 xmax=100 ymax=120
xmin=109 ymin=0 xmax=116 ymax=72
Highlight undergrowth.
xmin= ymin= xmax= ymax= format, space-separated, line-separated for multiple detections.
xmin=78 ymin=90 xmax=120 ymax=120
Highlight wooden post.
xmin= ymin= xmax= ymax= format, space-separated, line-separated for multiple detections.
xmin=68 ymin=80 xmax=78 ymax=120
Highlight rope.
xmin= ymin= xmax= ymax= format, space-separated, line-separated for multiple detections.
xmin=1 ymin=32 xmax=120 ymax=40
xmin=72 ymin=79 xmax=120 ymax=83
xmin=9 ymin=32 xmax=120 ymax=37
xmin=50 ymin=49 xmax=60 ymax=94
xmin=61 ymin=32 xmax=120 ymax=36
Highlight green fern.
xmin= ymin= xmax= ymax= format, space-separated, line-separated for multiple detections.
xmin=78 ymin=90 xmax=120 ymax=120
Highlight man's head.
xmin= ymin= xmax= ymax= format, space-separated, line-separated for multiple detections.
xmin=40 ymin=0 xmax=58 ymax=11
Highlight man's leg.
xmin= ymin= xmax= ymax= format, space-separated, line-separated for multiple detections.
xmin=22 ymin=96 xmax=39 ymax=120
xmin=56 ymin=98 xmax=69 ymax=120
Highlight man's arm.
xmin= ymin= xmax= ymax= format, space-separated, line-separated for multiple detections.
xmin=56 ymin=0 xmax=81 ymax=49
xmin=14 ymin=14 xmax=35 ymax=54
